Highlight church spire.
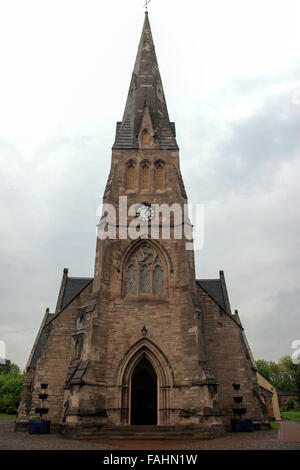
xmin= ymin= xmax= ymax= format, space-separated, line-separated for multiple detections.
xmin=113 ymin=13 xmax=178 ymax=150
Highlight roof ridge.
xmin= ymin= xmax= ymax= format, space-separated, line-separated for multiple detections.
xmin=68 ymin=276 xmax=94 ymax=280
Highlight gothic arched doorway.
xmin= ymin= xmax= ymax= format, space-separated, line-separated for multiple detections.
xmin=131 ymin=357 xmax=157 ymax=425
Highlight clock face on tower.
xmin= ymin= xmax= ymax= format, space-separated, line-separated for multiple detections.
xmin=136 ymin=204 xmax=155 ymax=222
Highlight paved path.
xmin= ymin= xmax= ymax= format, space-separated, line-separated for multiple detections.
xmin=280 ymin=420 xmax=300 ymax=442
xmin=94 ymin=423 xmax=300 ymax=450
xmin=1 ymin=420 xmax=300 ymax=450
xmin=0 ymin=421 xmax=117 ymax=450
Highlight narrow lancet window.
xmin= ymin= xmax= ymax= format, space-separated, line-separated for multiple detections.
xmin=127 ymin=163 xmax=135 ymax=190
xmin=153 ymin=265 xmax=164 ymax=296
xmin=141 ymin=163 xmax=150 ymax=191
xmin=141 ymin=129 xmax=150 ymax=145
xmin=156 ymin=164 xmax=164 ymax=190
xmin=126 ymin=265 xmax=137 ymax=294
xmin=140 ymin=266 xmax=150 ymax=294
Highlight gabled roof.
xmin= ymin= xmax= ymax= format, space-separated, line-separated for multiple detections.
xmin=28 ymin=276 xmax=93 ymax=368
xmin=29 ymin=312 xmax=55 ymax=367
xmin=196 ymin=279 xmax=226 ymax=312
xmin=61 ymin=277 xmax=93 ymax=310
xmin=113 ymin=12 xmax=178 ymax=150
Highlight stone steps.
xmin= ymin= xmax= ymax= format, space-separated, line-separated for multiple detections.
xmin=78 ymin=425 xmax=212 ymax=440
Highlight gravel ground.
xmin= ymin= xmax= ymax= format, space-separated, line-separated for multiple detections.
xmin=171 ymin=428 xmax=300 ymax=450
xmin=1 ymin=420 xmax=300 ymax=451
xmin=171 ymin=442 xmax=300 ymax=450
xmin=0 ymin=420 xmax=118 ymax=450
xmin=212 ymin=429 xmax=279 ymax=440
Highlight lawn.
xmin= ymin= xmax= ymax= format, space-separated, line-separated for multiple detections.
xmin=281 ymin=410 xmax=300 ymax=422
xmin=270 ymin=421 xmax=280 ymax=430
xmin=0 ymin=413 xmax=16 ymax=420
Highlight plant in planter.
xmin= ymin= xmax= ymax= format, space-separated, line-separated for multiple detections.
xmin=232 ymin=383 xmax=240 ymax=391
xmin=233 ymin=396 xmax=243 ymax=404
xmin=28 ymin=383 xmax=50 ymax=434
xmin=231 ymin=383 xmax=253 ymax=432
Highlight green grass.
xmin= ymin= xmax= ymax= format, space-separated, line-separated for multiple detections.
xmin=270 ymin=421 xmax=281 ymax=430
xmin=281 ymin=410 xmax=300 ymax=422
xmin=0 ymin=413 xmax=16 ymax=420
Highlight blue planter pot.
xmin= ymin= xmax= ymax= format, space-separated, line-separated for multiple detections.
xmin=231 ymin=419 xmax=253 ymax=432
xmin=38 ymin=394 xmax=48 ymax=400
xmin=35 ymin=408 xmax=49 ymax=415
xmin=233 ymin=396 xmax=243 ymax=404
xmin=29 ymin=420 xmax=50 ymax=434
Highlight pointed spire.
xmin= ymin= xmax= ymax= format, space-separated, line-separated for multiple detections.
xmin=113 ymin=13 xmax=178 ymax=150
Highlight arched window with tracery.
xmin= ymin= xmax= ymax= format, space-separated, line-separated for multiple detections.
xmin=125 ymin=243 xmax=164 ymax=296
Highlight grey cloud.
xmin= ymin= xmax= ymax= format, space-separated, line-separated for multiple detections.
xmin=183 ymin=97 xmax=299 ymax=205
xmin=243 ymin=286 xmax=300 ymax=362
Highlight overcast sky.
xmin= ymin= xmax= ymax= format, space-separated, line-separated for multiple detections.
xmin=0 ymin=0 xmax=299 ymax=370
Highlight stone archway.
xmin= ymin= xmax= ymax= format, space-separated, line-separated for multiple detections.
xmin=131 ymin=356 xmax=157 ymax=425
xmin=116 ymin=339 xmax=174 ymax=425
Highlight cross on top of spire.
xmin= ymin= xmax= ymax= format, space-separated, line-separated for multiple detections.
xmin=144 ymin=0 xmax=151 ymax=11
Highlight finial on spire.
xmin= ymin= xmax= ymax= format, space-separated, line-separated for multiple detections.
xmin=144 ymin=0 xmax=151 ymax=11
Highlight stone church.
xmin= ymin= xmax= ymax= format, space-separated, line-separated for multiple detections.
xmin=16 ymin=13 xmax=267 ymax=438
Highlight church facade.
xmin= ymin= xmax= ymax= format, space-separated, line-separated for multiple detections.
xmin=16 ymin=13 xmax=266 ymax=438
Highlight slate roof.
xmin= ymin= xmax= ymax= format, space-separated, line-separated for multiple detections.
xmin=29 ymin=277 xmax=93 ymax=368
xmin=196 ymin=279 xmax=226 ymax=312
xmin=61 ymin=277 xmax=93 ymax=310
xmin=30 ymin=275 xmax=229 ymax=368
xmin=113 ymin=12 xmax=178 ymax=150
xmin=30 ymin=312 xmax=55 ymax=367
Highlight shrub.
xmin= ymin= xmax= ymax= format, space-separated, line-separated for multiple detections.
xmin=0 ymin=370 xmax=24 ymax=414
xmin=285 ymin=398 xmax=295 ymax=411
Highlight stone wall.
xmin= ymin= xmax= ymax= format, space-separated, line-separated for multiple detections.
xmin=16 ymin=282 xmax=93 ymax=430
xmin=197 ymin=284 xmax=265 ymax=429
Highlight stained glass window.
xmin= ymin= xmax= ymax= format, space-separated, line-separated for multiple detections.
xmin=140 ymin=266 xmax=150 ymax=294
xmin=125 ymin=243 xmax=164 ymax=296
xmin=153 ymin=265 xmax=164 ymax=295
xmin=126 ymin=265 xmax=137 ymax=294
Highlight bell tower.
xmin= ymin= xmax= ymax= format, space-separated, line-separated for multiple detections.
xmin=62 ymin=12 xmax=225 ymax=437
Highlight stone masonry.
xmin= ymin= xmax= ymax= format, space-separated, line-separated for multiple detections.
xmin=16 ymin=12 xmax=266 ymax=438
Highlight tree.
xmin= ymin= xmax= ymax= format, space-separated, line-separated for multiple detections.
xmin=0 ymin=363 xmax=25 ymax=414
xmin=9 ymin=363 xmax=22 ymax=375
xmin=256 ymin=356 xmax=298 ymax=391
xmin=296 ymin=364 xmax=300 ymax=405
xmin=256 ymin=360 xmax=271 ymax=382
